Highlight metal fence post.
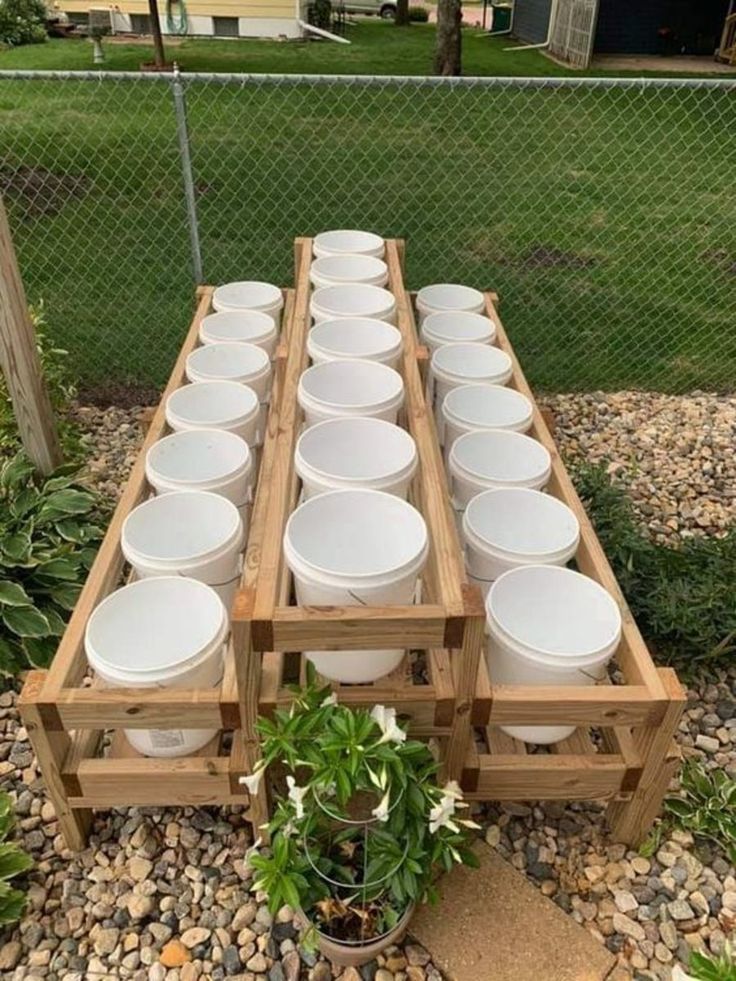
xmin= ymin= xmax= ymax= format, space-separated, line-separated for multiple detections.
xmin=171 ymin=66 xmax=204 ymax=285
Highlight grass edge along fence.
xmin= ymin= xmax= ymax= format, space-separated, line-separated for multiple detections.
xmin=2 ymin=70 xmax=736 ymax=393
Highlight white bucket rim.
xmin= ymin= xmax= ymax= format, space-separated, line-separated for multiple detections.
xmin=186 ymin=341 xmax=271 ymax=383
xmin=85 ymin=576 xmax=228 ymax=676
xmin=146 ymin=428 xmax=252 ymax=488
xmin=432 ymin=343 xmax=512 ymax=385
xmin=310 ymin=254 xmax=388 ymax=287
xmin=421 ymin=310 xmax=496 ymax=347
xmin=311 ymin=284 xmax=396 ymax=321
xmin=298 ymin=359 xmax=404 ymax=412
xmin=416 ymin=283 xmax=485 ymax=314
xmin=313 ymin=229 xmax=385 ymax=257
xmin=442 ymin=384 xmax=533 ymax=432
xmin=122 ymin=490 xmax=243 ymax=567
xmin=450 ymin=429 xmax=551 ymax=485
xmin=199 ymin=309 xmax=277 ymax=346
xmin=166 ymin=381 xmax=260 ymax=430
xmin=295 ymin=417 xmax=417 ymax=486
xmin=284 ymin=488 xmax=428 ymax=581
xmin=212 ymin=281 xmax=283 ymax=313
xmin=463 ymin=488 xmax=580 ymax=562
xmin=487 ymin=564 xmax=622 ymax=662
xmin=307 ymin=318 xmax=402 ymax=363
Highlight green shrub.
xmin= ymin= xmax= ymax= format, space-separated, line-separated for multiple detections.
xmin=573 ymin=463 xmax=736 ymax=674
xmin=0 ymin=452 xmax=105 ymax=676
xmin=683 ymin=940 xmax=736 ymax=981
xmin=408 ymin=5 xmax=429 ymax=21
xmin=0 ymin=791 xmax=33 ymax=927
xmin=665 ymin=760 xmax=736 ymax=865
xmin=0 ymin=0 xmax=47 ymax=47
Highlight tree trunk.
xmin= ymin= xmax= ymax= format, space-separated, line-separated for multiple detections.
xmin=148 ymin=0 xmax=167 ymax=68
xmin=434 ymin=0 xmax=462 ymax=75
xmin=395 ymin=0 xmax=410 ymax=27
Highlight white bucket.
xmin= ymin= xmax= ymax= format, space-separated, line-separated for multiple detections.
xmin=199 ymin=309 xmax=278 ymax=358
xmin=310 ymin=254 xmax=389 ymax=289
xmin=449 ymin=430 xmax=552 ymax=510
xmin=298 ymin=359 xmax=404 ymax=427
xmin=311 ymin=285 xmax=397 ymax=325
xmin=212 ymin=281 xmax=284 ymax=327
xmin=146 ymin=429 xmax=254 ymax=520
xmin=307 ymin=318 xmax=402 ymax=368
xmin=283 ymin=489 xmax=428 ymax=683
xmin=185 ymin=342 xmax=272 ymax=402
xmin=295 ymin=417 xmax=418 ymax=500
xmin=122 ymin=491 xmax=245 ymax=608
xmin=85 ymin=577 xmax=228 ymax=756
xmin=420 ymin=311 xmax=497 ymax=353
xmin=416 ymin=283 xmax=485 ymax=325
xmin=165 ymin=381 xmax=261 ymax=449
xmin=462 ymin=488 xmax=580 ymax=598
xmin=442 ymin=383 xmax=534 ymax=459
xmin=486 ymin=565 xmax=622 ymax=743
xmin=313 ymin=229 xmax=385 ymax=259
xmin=430 ymin=343 xmax=513 ymax=441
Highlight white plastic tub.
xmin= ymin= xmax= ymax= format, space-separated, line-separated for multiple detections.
xmin=420 ymin=311 xmax=496 ymax=353
xmin=311 ymin=284 xmax=397 ymax=325
xmin=298 ymin=359 xmax=404 ymax=427
xmin=442 ymin=383 xmax=534 ymax=458
xmin=165 ymin=381 xmax=261 ymax=448
xmin=199 ymin=309 xmax=278 ymax=357
xmin=430 ymin=342 xmax=513 ymax=441
xmin=185 ymin=342 xmax=272 ymax=402
xmin=416 ymin=283 xmax=485 ymax=325
xmin=307 ymin=318 xmax=402 ymax=368
xmin=310 ymin=254 xmax=389 ymax=289
xmin=122 ymin=491 xmax=245 ymax=607
xmin=486 ymin=565 xmax=622 ymax=743
xmin=449 ymin=430 xmax=552 ymax=509
xmin=85 ymin=577 xmax=228 ymax=756
xmin=295 ymin=417 xmax=417 ymax=500
xmin=283 ymin=489 xmax=428 ymax=682
xmin=462 ymin=488 xmax=579 ymax=597
xmin=212 ymin=281 xmax=284 ymax=327
xmin=313 ymin=229 xmax=385 ymax=259
xmin=146 ymin=428 xmax=254 ymax=520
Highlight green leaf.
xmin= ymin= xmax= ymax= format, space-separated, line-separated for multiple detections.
xmin=0 ymin=581 xmax=31 ymax=607
xmin=0 ymin=843 xmax=33 ymax=881
xmin=3 ymin=605 xmax=51 ymax=638
xmin=36 ymin=558 xmax=80 ymax=581
xmin=49 ymin=583 xmax=82 ymax=611
xmin=22 ymin=635 xmax=58 ymax=669
xmin=0 ymin=883 xmax=27 ymax=926
xmin=0 ymin=455 xmax=34 ymax=492
xmin=42 ymin=489 xmax=96 ymax=516
xmin=1 ymin=533 xmax=31 ymax=562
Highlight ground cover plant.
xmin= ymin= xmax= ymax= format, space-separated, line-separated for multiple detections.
xmin=0 ymin=790 xmax=32 ymax=927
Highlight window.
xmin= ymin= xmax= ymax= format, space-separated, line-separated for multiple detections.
xmin=213 ymin=16 xmax=239 ymax=36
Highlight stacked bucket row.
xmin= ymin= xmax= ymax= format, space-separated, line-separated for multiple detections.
xmin=83 ymin=283 xmax=286 ymax=757
xmin=420 ymin=283 xmax=623 ymax=745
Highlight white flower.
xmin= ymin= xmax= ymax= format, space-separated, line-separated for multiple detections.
xmin=321 ymin=693 xmax=338 ymax=707
xmin=429 ymin=796 xmax=459 ymax=834
xmin=282 ymin=820 xmax=297 ymax=839
xmin=239 ymin=760 xmax=266 ymax=796
xmin=244 ymin=836 xmax=263 ymax=867
xmin=371 ymin=788 xmax=391 ymax=823
xmin=671 ymin=968 xmax=696 ymax=981
xmin=286 ymin=776 xmax=308 ymax=820
xmin=442 ymin=780 xmax=463 ymax=801
xmin=370 ymin=704 xmax=406 ymax=745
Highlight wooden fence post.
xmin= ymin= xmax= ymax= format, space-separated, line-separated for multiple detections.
xmin=0 ymin=193 xmax=62 ymax=475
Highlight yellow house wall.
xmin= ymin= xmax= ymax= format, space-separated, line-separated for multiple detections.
xmin=60 ymin=0 xmax=295 ymax=19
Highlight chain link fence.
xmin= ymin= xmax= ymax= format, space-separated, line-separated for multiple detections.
xmin=1 ymin=70 xmax=735 ymax=397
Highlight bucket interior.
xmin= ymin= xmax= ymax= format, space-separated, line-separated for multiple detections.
xmin=445 ymin=384 xmax=532 ymax=429
xmin=312 ymin=284 xmax=395 ymax=319
xmin=86 ymin=578 xmax=225 ymax=674
xmin=167 ymin=381 xmax=258 ymax=427
xmin=187 ymin=342 xmax=269 ymax=381
xmin=311 ymin=254 xmax=387 ymax=284
xmin=314 ymin=229 xmax=384 ymax=256
xmin=300 ymin=360 xmax=403 ymax=409
xmin=123 ymin=491 xmax=241 ymax=563
xmin=148 ymin=430 xmax=250 ymax=484
xmin=286 ymin=490 xmax=427 ymax=578
xmin=309 ymin=319 xmax=401 ymax=361
xmin=423 ymin=311 xmax=496 ymax=345
xmin=213 ymin=281 xmax=282 ymax=311
xmin=298 ymin=417 xmax=416 ymax=481
xmin=488 ymin=566 xmax=622 ymax=659
xmin=433 ymin=343 xmax=511 ymax=382
xmin=453 ymin=430 xmax=550 ymax=483
xmin=418 ymin=283 xmax=484 ymax=312
xmin=465 ymin=488 xmax=579 ymax=557
xmin=200 ymin=309 xmax=275 ymax=344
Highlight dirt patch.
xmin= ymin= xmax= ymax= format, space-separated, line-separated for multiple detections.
xmin=0 ymin=164 xmax=90 ymax=218
xmin=701 ymin=248 xmax=736 ymax=276
xmin=76 ymin=379 xmax=160 ymax=409
xmin=515 ymin=246 xmax=598 ymax=270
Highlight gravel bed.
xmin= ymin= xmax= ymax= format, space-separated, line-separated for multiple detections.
xmin=0 ymin=394 xmax=733 ymax=980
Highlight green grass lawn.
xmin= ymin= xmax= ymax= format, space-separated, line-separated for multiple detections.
xmin=1 ymin=23 xmax=735 ymax=394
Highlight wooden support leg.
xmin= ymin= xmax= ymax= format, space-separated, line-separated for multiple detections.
xmin=18 ymin=672 xmax=92 ymax=851
xmin=607 ymin=668 xmax=685 ymax=845
xmin=443 ymin=586 xmax=486 ymax=783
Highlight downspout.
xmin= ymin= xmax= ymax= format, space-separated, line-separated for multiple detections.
xmin=505 ymin=0 xmax=559 ymax=50
xmin=298 ymin=19 xmax=351 ymax=42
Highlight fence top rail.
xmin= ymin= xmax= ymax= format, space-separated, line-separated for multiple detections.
xmin=0 ymin=69 xmax=734 ymax=90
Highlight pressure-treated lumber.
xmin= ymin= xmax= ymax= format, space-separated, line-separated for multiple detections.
xmin=0 ymin=194 xmax=62 ymax=474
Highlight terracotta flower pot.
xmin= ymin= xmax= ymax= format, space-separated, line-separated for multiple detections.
xmin=298 ymin=902 xmax=415 ymax=968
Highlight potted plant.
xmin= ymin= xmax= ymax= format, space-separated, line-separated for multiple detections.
xmin=242 ymin=678 xmax=479 ymax=967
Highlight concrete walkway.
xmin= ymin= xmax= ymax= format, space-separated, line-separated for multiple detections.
xmin=412 ymin=843 xmax=618 ymax=981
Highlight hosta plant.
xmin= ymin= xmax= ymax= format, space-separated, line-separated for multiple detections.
xmin=664 ymin=759 xmax=736 ymax=865
xmin=673 ymin=940 xmax=736 ymax=981
xmin=0 ymin=452 xmax=105 ymax=675
xmin=243 ymin=678 xmax=479 ymax=947
xmin=0 ymin=791 xmax=33 ymax=926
